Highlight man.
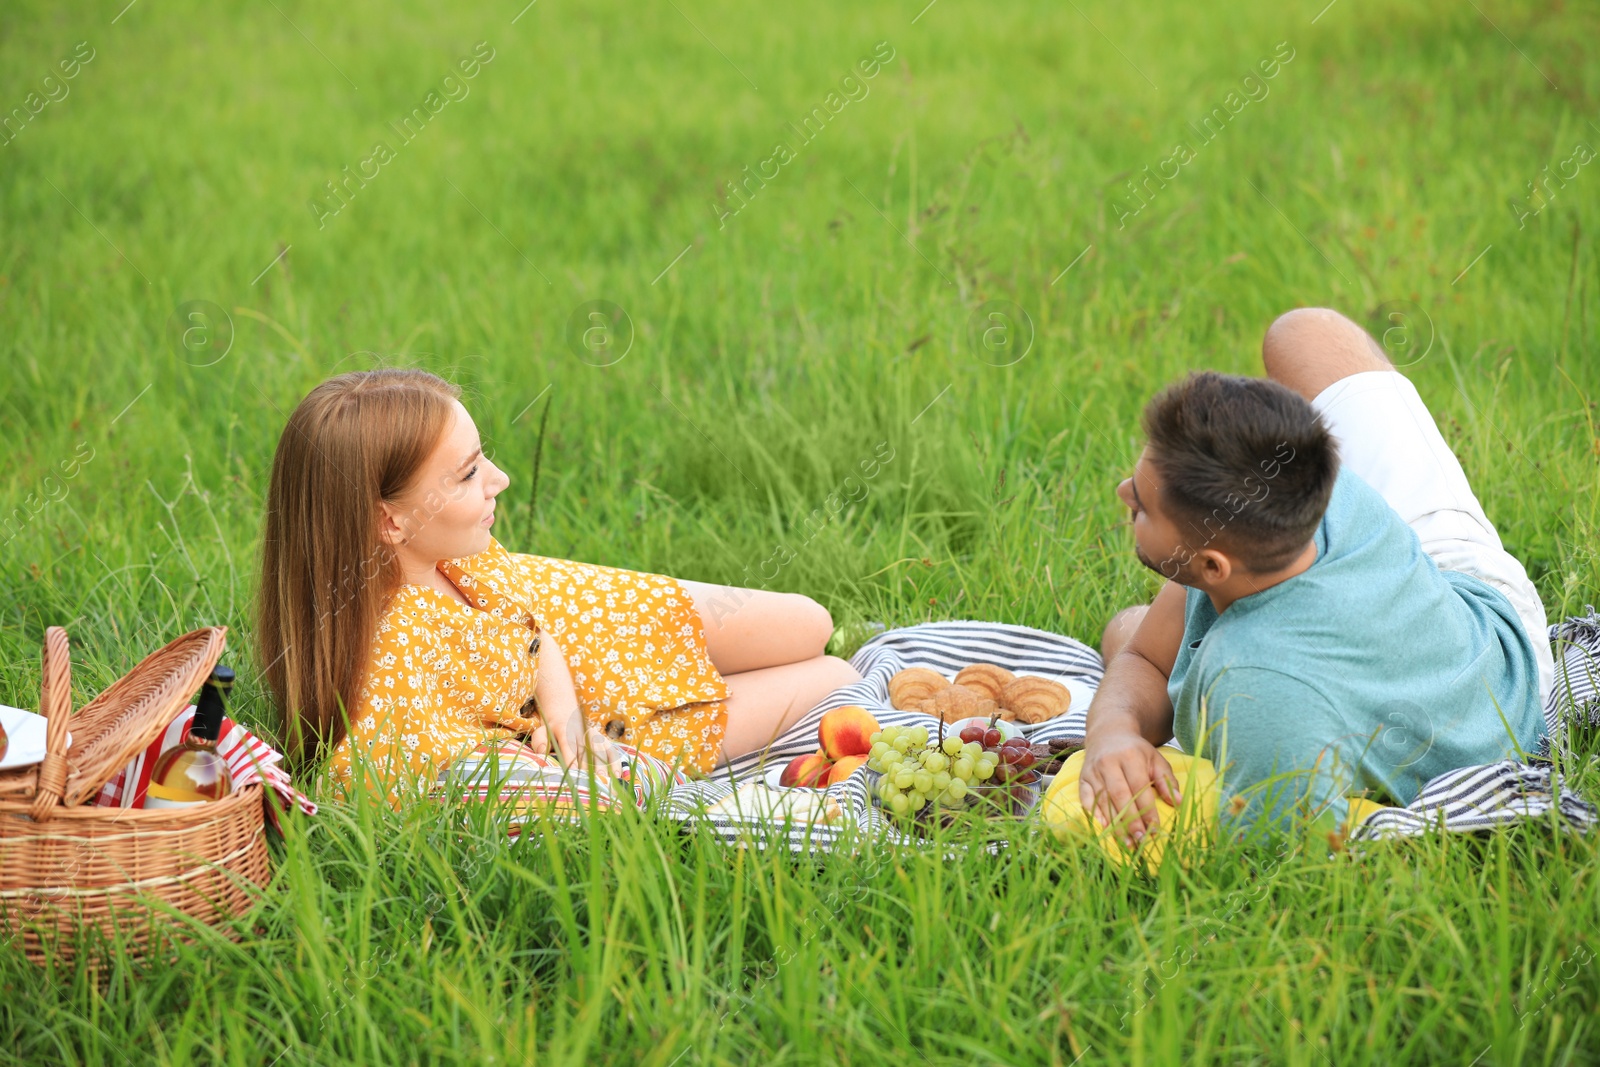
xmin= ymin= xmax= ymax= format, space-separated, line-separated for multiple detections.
xmin=1082 ymin=307 xmax=1554 ymax=842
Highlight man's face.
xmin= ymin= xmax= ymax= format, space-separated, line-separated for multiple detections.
xmin=1116 ymin=448 xmax=1202 ymax=584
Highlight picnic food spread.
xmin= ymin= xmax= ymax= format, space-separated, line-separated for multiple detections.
xmin=887 ymin=664 xmax=1073 ymax=724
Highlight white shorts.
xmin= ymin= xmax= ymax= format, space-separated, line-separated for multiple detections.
xmin=1311 ymin=371 xmax=1555 ymax=703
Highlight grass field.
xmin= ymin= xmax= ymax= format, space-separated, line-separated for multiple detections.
xmin=3 ymin=0 xmax=1599 ymax=1062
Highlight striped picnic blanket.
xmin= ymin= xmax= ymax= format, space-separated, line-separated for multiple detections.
xmin=665 ymin=619 xmax=1599 ymax=852
xmin=433 ymin=738 xmax=687 ymax=834
xmin=1546 ymin=608 xmax=1600 ymax=749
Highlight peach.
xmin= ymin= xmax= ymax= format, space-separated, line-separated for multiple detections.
xmin=826 ymin=755 xmax=869 ymax=786
xmin=817 ymin=705 xmax=881 ymax=760
xmin=779 ymin=751 xmax=834 ymax=788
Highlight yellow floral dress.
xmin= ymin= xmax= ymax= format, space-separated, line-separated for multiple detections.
xmin=327 ymin=537 xmax=729 ymax=796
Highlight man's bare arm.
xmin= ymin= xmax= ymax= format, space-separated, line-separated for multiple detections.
xmin=1087 ymin=581 xmax=1185 ymax=746
xmin=1080 ymin=581 xmax=1188 ymax=843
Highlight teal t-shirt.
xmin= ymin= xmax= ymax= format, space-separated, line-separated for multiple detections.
xmin=1167 ymin=469 xmax=1544 ymax=830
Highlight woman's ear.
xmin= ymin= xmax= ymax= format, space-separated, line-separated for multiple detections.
xmin=376 ymin=500 xmax=410 ymax=547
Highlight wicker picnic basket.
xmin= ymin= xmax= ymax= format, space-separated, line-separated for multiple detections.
xmin=0 ymin=625 xmax=270 ymax=964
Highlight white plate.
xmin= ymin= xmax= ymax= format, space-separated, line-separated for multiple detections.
xmin=762 ymin=763 xmax=835 ymax=792
xmin=0 ymin=704 xmax=71 ymax=771
xmin=705 ymin=780 xmax=849 ymax=826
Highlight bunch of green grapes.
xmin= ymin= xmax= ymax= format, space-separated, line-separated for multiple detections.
xmin=865 ymin=725 xmax=1001 ymax=818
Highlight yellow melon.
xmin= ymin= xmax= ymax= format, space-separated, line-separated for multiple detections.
xmin=1041 ymin=749 xmax=1221 ymax=871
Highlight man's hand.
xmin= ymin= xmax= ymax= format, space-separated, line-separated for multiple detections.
xmin=1078 ymin=731 xmax=1182 ymax=846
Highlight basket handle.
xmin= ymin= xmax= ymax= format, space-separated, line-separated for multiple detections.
xmin=29 ymin=626 xmax=73 ymax=824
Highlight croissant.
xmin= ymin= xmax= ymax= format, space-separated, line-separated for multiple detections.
xmin=999 ymin=675 xmax=1072 ymax=725
xmin=953 ymin=663 xmax=1016 ymax=702
xmin=888 ymin=667 xmax=948 ymax=711
xmin=917 ymin=684 xmax=998 ymax=724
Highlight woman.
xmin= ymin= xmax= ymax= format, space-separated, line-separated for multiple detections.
xmin=258 ymin=368 xmax=860 ymax=796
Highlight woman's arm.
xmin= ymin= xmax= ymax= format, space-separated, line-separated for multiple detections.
xmin=530 ymin=630 xmax=582 ymax=762
xmin=530 ymin=631 xmax=622 ymax=775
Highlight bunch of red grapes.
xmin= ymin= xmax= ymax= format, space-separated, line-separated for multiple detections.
xmin=956 ymin=721 xmax=1041 ymax=811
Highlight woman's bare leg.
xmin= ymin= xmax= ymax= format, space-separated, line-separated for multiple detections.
xmin=679 ymin=579 xmax=838 ymax=674
xmin=715 ymin=655 xmax=865 ymax=764
xmin=676 ymin=580 xmax=864 ymax=762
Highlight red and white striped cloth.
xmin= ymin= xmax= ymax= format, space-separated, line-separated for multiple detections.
xmin=94 ymin=705 xmax=317 ymax=826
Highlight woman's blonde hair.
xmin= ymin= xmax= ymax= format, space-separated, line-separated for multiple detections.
xmin=258 ymin=368 xmax=460 ymax=770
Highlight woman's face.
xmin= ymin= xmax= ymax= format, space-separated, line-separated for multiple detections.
xmin=379 ymin=400 xmax=509 ymax=565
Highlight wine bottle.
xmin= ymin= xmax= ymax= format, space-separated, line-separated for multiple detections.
xmin=146 ymin=665 xmax=235 ymax=808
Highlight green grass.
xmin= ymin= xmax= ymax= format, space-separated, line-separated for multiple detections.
xmin=3 ymin=0 xmax=1599 ymax=1061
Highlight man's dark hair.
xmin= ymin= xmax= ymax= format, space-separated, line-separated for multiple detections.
xmin=1142 ymin=372 xmax=1339 ymax=573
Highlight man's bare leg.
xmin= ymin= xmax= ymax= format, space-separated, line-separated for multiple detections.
xmin=1261 ymin=306 xmax=1393 ymax=400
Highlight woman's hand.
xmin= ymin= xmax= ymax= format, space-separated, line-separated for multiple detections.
xmin=543 ymin=712 xmax=584 ymax=770
xmin=542 ymin=720 xmax=624 ymax=779
xmin=579 ymin=724 xmax=626 ymax=779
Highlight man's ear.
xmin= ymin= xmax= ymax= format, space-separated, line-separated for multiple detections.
xmin=376 ymin=500 xmax=410 ymax=547
xmin=1193 ymin=547 xmax=1233 ymax=586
